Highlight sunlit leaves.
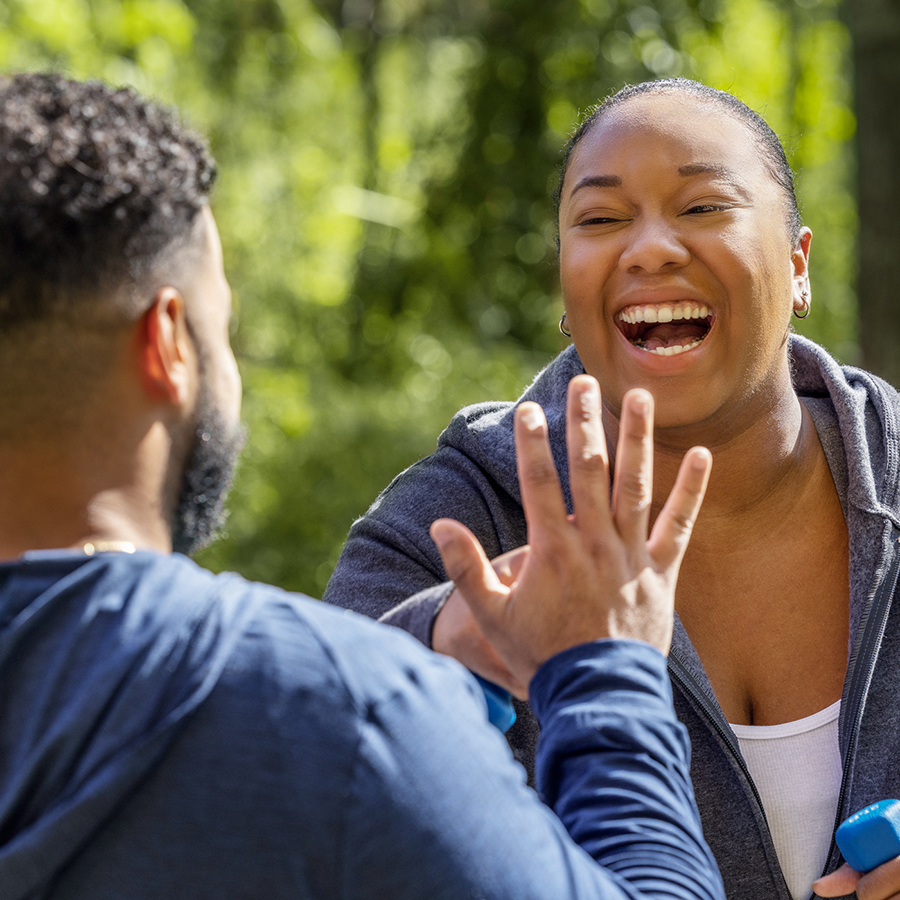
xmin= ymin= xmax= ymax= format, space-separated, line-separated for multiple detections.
xmin=0 ymin=0 xmax=857 ymax=592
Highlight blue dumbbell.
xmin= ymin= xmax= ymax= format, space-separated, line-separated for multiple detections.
xmin=836 ymin=800 xmax=900 ymax=872
xmin=473 ymin=674 xmax=517 ymax=733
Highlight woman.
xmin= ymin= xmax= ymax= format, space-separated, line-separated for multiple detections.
xmin=324 ymin=79 xmax=900 ymax=900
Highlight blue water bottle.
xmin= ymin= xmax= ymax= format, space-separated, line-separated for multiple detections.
xmin=836 ymin=799 xmax=900 ymax=872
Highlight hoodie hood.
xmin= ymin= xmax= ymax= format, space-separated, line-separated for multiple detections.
xmin=791 ymin=335 xmax=900 ymax=527
xmin=437 ymin=343 xmax=585 ymax=512
xmin=438 ymin=336 xmax=900 ymax=528
xmin=0 ymin=551 xmax=257 ymax=900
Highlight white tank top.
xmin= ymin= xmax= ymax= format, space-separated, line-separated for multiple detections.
xmin=730 ymin=700 xmax=842 ymax=900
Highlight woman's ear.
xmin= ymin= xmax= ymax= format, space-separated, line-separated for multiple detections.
xmin=791 ymin=227 xmax=813 ymax=316
xmin=137 ymin=288 xmax=197 ymax=406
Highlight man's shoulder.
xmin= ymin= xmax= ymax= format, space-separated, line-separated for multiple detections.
xmin=136 ymin=553 xmax=484 ymax=724
xmin=4 ymin=549 xmax=471 ymax=714
xmin=3 ymin=548 xmax=485 ymax=779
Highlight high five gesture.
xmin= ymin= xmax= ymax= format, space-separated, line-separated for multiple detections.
xmin=431 ymin=375 xmax=712 ymax=689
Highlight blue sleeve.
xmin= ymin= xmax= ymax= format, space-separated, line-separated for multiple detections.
xmin=338 ymin=638 xmax=724 ymax=900
xmin=532 ymin=641 xmax=723 ymax=899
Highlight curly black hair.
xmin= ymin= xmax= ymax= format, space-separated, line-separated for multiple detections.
xmin=0 ymin=72 xmax=216 ymax=327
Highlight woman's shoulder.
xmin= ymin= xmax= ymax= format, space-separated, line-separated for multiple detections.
xmin=438 ymin=344 xmax=584 ymax=463
xmin=791 ymin=335 xmax=900 ymax=407
xmin=791 ymin=335 xmax=900 ymax=520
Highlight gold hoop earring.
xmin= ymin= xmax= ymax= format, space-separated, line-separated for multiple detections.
xmin=559 ymin=313 xmax=571 ymax=337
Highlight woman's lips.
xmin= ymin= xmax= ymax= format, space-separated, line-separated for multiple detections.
xmin=616 ymin=301 xmax=713 ymax=355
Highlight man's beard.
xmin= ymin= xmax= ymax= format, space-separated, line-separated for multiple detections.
xmin=170 ymin=385 xmax=246 ymax=556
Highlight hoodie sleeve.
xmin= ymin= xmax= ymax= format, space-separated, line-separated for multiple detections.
xmin=322 ymin=440 xmax=527 ymax=645
xmin=339 ymin=637 xmax=725 ymax=900
xmin=323 ymin=347 xmax=584 ymax=645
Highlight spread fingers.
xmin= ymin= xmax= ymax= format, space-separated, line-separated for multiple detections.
xmin=566 ymin=375 xmax=612 ymax=538
xmin=515 ymin=402 xmax=569 ymax=546
xmin=611 ymin=389 xmax=654 ymax=545
xmin=648 ymin=446 xmax=712 ymax=571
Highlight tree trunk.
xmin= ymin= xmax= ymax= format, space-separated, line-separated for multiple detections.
xmin=847 ymin=0 xmax=900 ymax=386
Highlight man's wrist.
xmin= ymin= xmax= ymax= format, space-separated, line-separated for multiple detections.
xmin=529 ymin=639 xmax=671 ymax=724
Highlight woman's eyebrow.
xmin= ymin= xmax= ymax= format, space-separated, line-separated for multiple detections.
xmin=568 ymin=164 xmax=750 ymax=200
xmin=679 ymin=163 xmax=754 ymax=202
xmin=569 ymin=174 xmax=622 ymax=197
xmin=678 ymin=162 xmax=743 ymax=184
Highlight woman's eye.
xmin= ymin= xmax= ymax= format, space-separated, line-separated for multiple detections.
xmin=579 ymin=215 xmax=622 ymax=226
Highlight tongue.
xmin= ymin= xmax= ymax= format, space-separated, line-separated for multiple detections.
xmin=640 ymin=322 xmax=707 ymax=351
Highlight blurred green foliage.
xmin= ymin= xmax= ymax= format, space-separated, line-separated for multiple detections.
xmin=0 ymin=0 xmax=855 ymax=594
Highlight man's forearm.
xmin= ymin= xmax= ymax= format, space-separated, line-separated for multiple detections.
xmin=532 ymin=640 xmax=724 ymax=900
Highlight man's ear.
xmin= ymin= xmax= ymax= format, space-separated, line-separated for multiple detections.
xmin=138 ymin=288 xmax=196 ymax=406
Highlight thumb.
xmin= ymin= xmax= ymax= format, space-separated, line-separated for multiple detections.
xmin=812 ymin=864 xmax=861 ymax=897
xmin=430 ymin=519 xmax=510 ymax=629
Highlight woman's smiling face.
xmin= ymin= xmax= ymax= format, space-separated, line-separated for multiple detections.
xmin=558 ymin=91 xmax=811 ymax=431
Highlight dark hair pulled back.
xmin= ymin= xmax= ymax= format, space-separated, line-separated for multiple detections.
xmin=553 ymin=78 xmax=802 ymax=241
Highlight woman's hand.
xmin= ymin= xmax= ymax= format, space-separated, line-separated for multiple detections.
xmin=432 ymin=547 xmax=530 ymax=699
xmin=814 ymin=859 xmax=900 ymax=899
xmin=430 ymin=374 xmax=712 ymax=691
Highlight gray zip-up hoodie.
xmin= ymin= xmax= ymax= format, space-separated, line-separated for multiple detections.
xmin=324 ymin=335 xmax=900 ymax=900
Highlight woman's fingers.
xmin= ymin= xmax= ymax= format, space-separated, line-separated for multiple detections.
xmin=854 ymin=856 xmax=900 ymax=900
xmin=431 ymin=517 xmax=538 ymax=690
xmin=491 ymin=545 xmax=529 ymax=586
xmin=611 ymin=390 xmax=654 ymax=545
xmin=431 ymin=588 xmax=528 ymax=698
xmin=812 ymin=864 xmax=861 ymax=897
xmin=648 ymin=446 xmax=712 ymax=571
xmin=566 ymin=375 xmax=612 ymax=538
xmin=515 ymin=402 xmax=570 ymax=544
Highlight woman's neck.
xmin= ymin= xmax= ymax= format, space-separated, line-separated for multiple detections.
xmin=604 ymin=385 xmax=822 ymax=530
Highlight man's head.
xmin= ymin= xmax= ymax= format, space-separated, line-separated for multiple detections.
xmin=0 ymin=73 xmax=243 ymax=555
xmin=0 ymin=73 xmax=217 ymax=325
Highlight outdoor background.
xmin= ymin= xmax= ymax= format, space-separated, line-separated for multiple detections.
xmin=1 ymin=0 xmax=891 ymax=595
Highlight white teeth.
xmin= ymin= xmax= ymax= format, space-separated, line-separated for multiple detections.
xmin=617 ymin=302 xmax=711 ymax=324
xmin=636 ymin=338 xmax=704 ymax=356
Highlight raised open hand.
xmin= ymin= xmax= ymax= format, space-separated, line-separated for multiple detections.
xmin=430 ymin=374 xmax=712 ymax=690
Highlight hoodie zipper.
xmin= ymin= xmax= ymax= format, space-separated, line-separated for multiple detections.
xmin=667 ymin=654 xmax=794 ymax=900
xmin=670 ymin=527 xmax=900 ymax=900
xmin=819 ymin=527 xmax=900 ymax=877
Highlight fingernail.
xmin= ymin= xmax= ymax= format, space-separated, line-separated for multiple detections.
xmin=519 ymin=404 xmax=544 ymax=432
xmin=691 ymin=447 xmax=712 ymax=470
xmin=576 ymin=381 xmax=600 ymax=413
xmin=631 ymin=392 xmax=650 ymax=417
xmin=430 ymin=521 xmax=452 ymax=548
xmin=574 ymin=374 xmax=599 ymax=394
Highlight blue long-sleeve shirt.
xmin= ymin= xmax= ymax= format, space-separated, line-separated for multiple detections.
xmin=0 ymin=551 xmax=723 ymax=900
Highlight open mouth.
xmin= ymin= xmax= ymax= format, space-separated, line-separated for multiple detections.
xmin=616 ymin=302 xmax=713 ymax=356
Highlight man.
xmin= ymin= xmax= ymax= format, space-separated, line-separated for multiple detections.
xmin=0 ymin=73 xmax=723 ymax=900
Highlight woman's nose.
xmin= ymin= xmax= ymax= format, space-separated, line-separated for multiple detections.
xmin=617 ymin=217 xmax=691 ymax=273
